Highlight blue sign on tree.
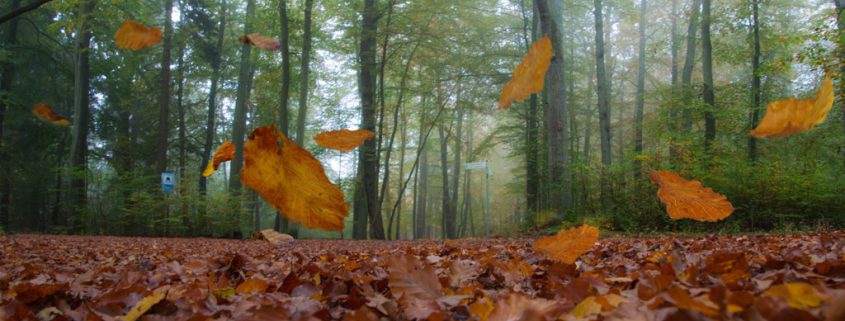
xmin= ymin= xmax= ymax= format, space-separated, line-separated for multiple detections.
xmin=161 ymin=171 xmax=175 ymax=193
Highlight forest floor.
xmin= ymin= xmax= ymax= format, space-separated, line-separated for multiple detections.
xmin=1 ymin=232 xmax=844 ymax=321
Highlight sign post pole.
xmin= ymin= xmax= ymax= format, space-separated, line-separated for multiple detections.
xmin=484 ymin=160 xmax=490 ymax=236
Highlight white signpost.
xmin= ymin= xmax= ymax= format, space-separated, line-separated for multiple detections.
xmin=464 ymin=160 xmax=491 ymax=236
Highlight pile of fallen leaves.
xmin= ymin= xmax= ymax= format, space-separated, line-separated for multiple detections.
xmin=2 ymin=232 xmax=845 ymax=321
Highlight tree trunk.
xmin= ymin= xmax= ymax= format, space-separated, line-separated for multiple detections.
xmin=199 ymin=0 xmax=226 ymax=218
xmin=835 ymin=0 xmax=845 ymax=167
xmin=414 ymin=102 xmax=429 ymax=239
xmin=458 ymin=114 xmax=472 ymax=237
xmin=275 ymin=0 xmax=292 ymax=233
xmin=0 ymin=0 xmax=21 ymax=231
xmin=669 ymin=0 xmax=680 ymax=162
xmin=229 ymin=0 xmax=256 ymax=238
xmin=393 ymin=108 xmax=408 ymax=240
xmin=749 ymin=0 xmax=761 ymax=162
xmin=701 ymin=0 xmax=715 ymax=149
xmin=671 ymin=0 xmax=679 ymax=86
xmin=175 ymin=32 xmax=189 ymax=233
xmin=157 ymin=0 xmax=173 ymax=179
xmin=449 ymin=80 xmax=464 ymax=237
xmin=68 ymin=0 xmax=95 ymax=230
xmin=593 ymin=0 xmax=612 ymax=213
xmin=634 ymin=0 xmax=647 ymax=178
xmin=535 ymin=0 xmax=571 ymax=215
xmin=295 ymin=0 xmax=313 ymax=144
xmin=376 ymin=0 xmax=396 ymax=195
xmin=681 ymin=0 xmax=701 ymax=131
xmin=438 ymin=123 xmax=452 ymax=239
xmin=521 ymin=0 xmax=540 ymax=216
xmin=354 ymin=0 xmax=385 ymax=239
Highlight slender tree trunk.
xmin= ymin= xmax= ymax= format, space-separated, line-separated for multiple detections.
xmin=354 ymin=0 xmax=385 ymax=239
xmin=634 ymin=0 xmax=647 ymax=178
xmin=175 ymin=34 xmax=189 ymax=232
xmin=157 ymin=0 xmax=173 ymax=179
xmin=199 ymin=0 xmax=226 ymax=224
xmin=449 ymin=80 xmax=464 ymax=236
xmin=275 ymin=0 xmax=292 ymax=233
xmin=68 ymin=0 xmax=95 ymax=230
xmin=701 ymin=0 xmax=715 ymax=149
xmin=749 ymin=0 xmax=761 ymax=162
xmin=835 ymin=0 xmax=845 ymax=167
xmin=394 ymin=108 xmax=408 ymax=240
xmin=593 ymin=0 xmax=612 ymax=213
xmin=458 ymin=116 xmax=472 ymax=237
xmin=535 ymin=0 xmax=571 ymax=215
xmin=438 ymin=123 xmax=452 ymax=239
xmin=0 ymin=0 xmax=21 ymax=231
xmin=414 ymin=102 xmax=429 ymax=239
xmin=669 ymin=0 xmax=680 ymax=162
xmin=682 ymin=0 xmax=701 ymax=132
xmin=376 ymin=0 xmax=395 ymax=191
xmin=295 ymin=0 xmax=313 ymax=144
xmin=521 ymin=0 xmax=540 ymax=216
xmin=229 ymin=0 xmax=256 ymax=238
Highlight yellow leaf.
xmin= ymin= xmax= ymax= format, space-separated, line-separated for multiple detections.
xmin=213 ymin=287 xmax=235 ymax=300
xmin=498 ymin=36 xmax=553 ymax=110
xmin=750 ymin=75 xmax=834 ymax=138
xmin=533 ymin=224 xmax=598 ymax=264
xmin=115 ymin=19 xmax=162 ymax=50
xmin=571 ymin=296 xmax=602 ymax=318
xmin=235 ymin=278 xmax=269 ymax=295
xmin=314 ymin=129 xmax=375 ymax=153
xmin=468 ymin=297 xmax=494 ymax=321
xmin=238 ymin=33 xmax=281 ymax=51
xmin=763 ymin=282 xmax=829 ymax=310
xmin=119 ymin=286 xmax=168 ymax=321
xmin=202 ymin=141 xmax=235 ymax=177
xmin=241 ymin=126 xmax=348 ymax=231
xmin=32 ymin=103 xmax=71 ymax=127
xmin=649 ymin=170 xmax=734 ymax=222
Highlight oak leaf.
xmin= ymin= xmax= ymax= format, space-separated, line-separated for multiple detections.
xmin=498 ymin=36 xmax=553 ymax=110
xmin=238 ymin=33 xmax=282 ymax=51
xmin=32 ymin=103 xmax=71 ymax=127
xmin=115 ymin=19 xmax=162 ymax=50
xmin=750 ymin=75 xmax=834 ymax=138
xmin=202 ymin=141 xmax=235 ymax=177
xmin=314 ymin=129 xmax=375 ymax=153
xmin=762 ymin=282 xmax=829 ymax=311
xmin=649 ymin=170 xmax=734 ymax=222
xmin=533 ymin=224 xmax=598 ymax=264
xmin=241 ymin=126 xmax=348 ymax=231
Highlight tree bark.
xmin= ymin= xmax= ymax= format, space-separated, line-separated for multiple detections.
xmin=229 ymin=0 xmax=256 ymax=237
xmin=835 ymin=0 xmax=845 ymax=167
xmin=438 ymin=123 xmax=452 ymax=239
xmin=175 ymin=31 xmax=189 ymax=233
xmin=68 ymin=0 xmax=95 ymax=230
xmin=634 ymin=0 xmax=647 ymax=178
xmin=295 ymin=0 xmax=313 ymax=145
xmin=157 ymin=0 xmax=173 ymax=178
xmin=0 ymin=0 xmax=21 ymax=230
xmin=701 ymin=0 xmax=715 ymax=149
xmin=749 ymin=0 xmax=761 ymax=162
xmin=198 ymin=0 xmax=225 ymax=234
xmin=353 ymin=0 xmax=385 ymax=239
xmin=275 ymin=0 xmax=292 ymax=233
xmin=593 ymin=0 xmax=612 ymax=213
xmin=449 ymin=80 xmax=464 ymax=238
xmin=414 ymin=97 xmax=429 ymax=239
xmin=535 ymin=0 xmax=571 ymax=215
xmin=521 ymin=0 xmax=540 ymax=216
xmin=0 ymin=0 xmax=52 ymax=26
xmin=681 ymin=0 xmax=701 ymax=132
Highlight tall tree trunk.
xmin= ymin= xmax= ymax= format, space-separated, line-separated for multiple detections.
xmin=393 ymin=108 xmax=408 ymax=240
xmin=449 ymin=81 xmax=464 ymax=236
xmin=749 ymin=0 xmax=761 ymax=162
xmin=295 ymin=0 xmax=313 ymax=144
xmin=199 ymin=0 xmax=226 ymax=227
xmin=701 ymin=0 xmax=715 ymax=149
xmin=458 ymin=114 xmax=472 ymax=237
xmin=157 ymin=0 xmax=173 ymax=179
xmin=229 ymin=0 xmax=256 ymax=238
xmin=535 ymin=0 xmax=571 ymax=215
xmin=275 ymin=0 xmax=292 ymax=233
xmin=414 ymin=101 xmax=429 ymax=239
xmin=593 ymin=0 xmax=612 ymax=213
xmin=438 ymin=123 xmax=452 ymax=239
xmin=835 ymin=0 xmax=845 ymax=167
xmin=354 ymin=0 xmax=385 ymax=239
xmin=681 ymin=0 xmax=701 ymax=132
xmin=0 ymin=0 xmax=21 ymax=231
xmin=175 ymin=33 xmax=189 ymax=233
xmin=634 ymin=0 xmax=647 ymax=178
xmin=68 ymin=0 xmax=95 ymax=230
xmin=668 ymin=0 xmax=680 ymax=163
xmin=521 ymin=0 xmax=540 ymax=216
xmin=375 ymin=0 xmax=396 ymax=194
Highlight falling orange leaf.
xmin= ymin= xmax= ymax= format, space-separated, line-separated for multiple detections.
xmin=533 ymin=224 xmax=598 ymax=264
xmin=238 ymin=33 xmax=282 ymax=51
xmin=314 ymin=129 xmax=375 ymax=153
xmin=241 ymin=126 xmax=348 ymax=231
xmin=32 ymin=103 xmax=71 ymax=127
xmin=498 ymin=36 xmax=553 ymax=110
xmin=750 ymin=75 xmax=834 ymax=138
xmin=202 ymin=141 xmax=235 ymax=177
xmin=762 ymin=283 xmax=829 ymax=311
xmin=115 ymin=19 xmax=162 ymax=50
xmin=649 ymin=170 xmax=734 ymax=222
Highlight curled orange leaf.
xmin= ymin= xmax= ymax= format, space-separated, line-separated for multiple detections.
xmin=241 ymin=126 xmax=348 ymax=231
xmin=498 ymin=36 xmax=553 ymax=110
xmin=750 ymin=75 xmax=834 ymax=138
xmin=238 ymin=33 xmax=281 ymax=51
xmin=533 ymin=224 xmax=598 ymax=264
xmin=32 ymin=103 xmax=71 ymax=127
xmin=235 ymin=278 xmax=269 ymax=295
xmin=314 ymin=129 xmax=375 ymax=153
xmin=202 ymin=141 xmax=235 ymax=177
xmin=115 ymin=19 xmax=162 ymax=50
xmin=649 ymin=170 xmax=734 ymax=222
xmin=253 ymin=229 xmax=294 ymax=246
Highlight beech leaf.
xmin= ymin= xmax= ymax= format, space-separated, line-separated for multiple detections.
xmin=32 ymin=103 xmax=71 ymax=127
xmin=750 ymin=75 xmax=834 ymax=138
xmin=533 ymin=224 xmax=598 ymax=264
xmin=498 ymin=36 xmax=553 ymax=110
xmin=202 ymin=141 xmax=235 ymax=177
xmin=649 ymin=170 xmax=734 ymax=222
xmin=314 ymin=129 xmax=375 ymax=153
xmin=115 ymin=19 xmax=162 ymax=50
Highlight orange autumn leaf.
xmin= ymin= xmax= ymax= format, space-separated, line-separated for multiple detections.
xmin=238 ymin=33 xmax=282 ymax=51
xmin=119 ymin=286 xmax=168 ymax=321
xmin=32 ymin=103 xmax=71 ymax=127
xmin=241 ymin=126 xmax=348 ymax=231
xmin=314 ymin=129 xmax=375 ymax=153
xmin=253 ymin=229 xmax=294 ymax=246
xmin=202 ymin=141 xmax=235 ymax=177
xmin=533 ymin=224 xmax=598 ymax=264
xmin=498 ymin=36 xmax=553 ymax=110
xmin=750 ymin=75 xmax=834 ymax=138
xmin=649 ymin=170 xmax=734 ymax=222
xmin=235 ymin=278 xmax=269 ymax=295
xmin=115 ymin=19 xmax=162 ymax=50
xmin=762 ymin=282 xmax=829 ymax=311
